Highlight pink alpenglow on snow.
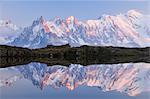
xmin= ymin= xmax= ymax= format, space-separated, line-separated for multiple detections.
xmin=0 ymin=10 xmax=150 ymax=48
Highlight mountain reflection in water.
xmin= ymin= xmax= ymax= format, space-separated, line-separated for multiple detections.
xmin=0 ymin=63 xmax=150 ymax=98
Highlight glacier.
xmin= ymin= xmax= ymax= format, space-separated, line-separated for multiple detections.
xmin=0 ymin=62 xmax=150 ymax=96
xmin=0 ymin=10 xmax=150 ymax=48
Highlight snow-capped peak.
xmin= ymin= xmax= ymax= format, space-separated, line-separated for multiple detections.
xmin=66 ymin=16 xmax=78 ymax=24
xmin=127 ymin=10 xmax=142 ymax=18
xmin=0 ymin=20 xmax=20 ymax=31
xmin=0 ymin=20 xmax=22 ymax=44
xmin=31 ymin=16 xmax=44 ymax=28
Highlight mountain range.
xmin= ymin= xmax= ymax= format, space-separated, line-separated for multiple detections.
xmin=0 ymin=10 xmax=150 ymax=49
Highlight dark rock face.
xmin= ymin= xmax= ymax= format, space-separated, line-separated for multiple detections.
xmin=0 ymin=45 xmax=150 ymax=68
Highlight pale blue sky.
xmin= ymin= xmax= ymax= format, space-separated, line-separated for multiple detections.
xmin=0 ymin=0 xmax=149 ymax=27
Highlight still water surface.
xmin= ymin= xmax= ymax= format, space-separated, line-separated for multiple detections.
xmin=0 ymin=62 xmax=150 ymax=99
